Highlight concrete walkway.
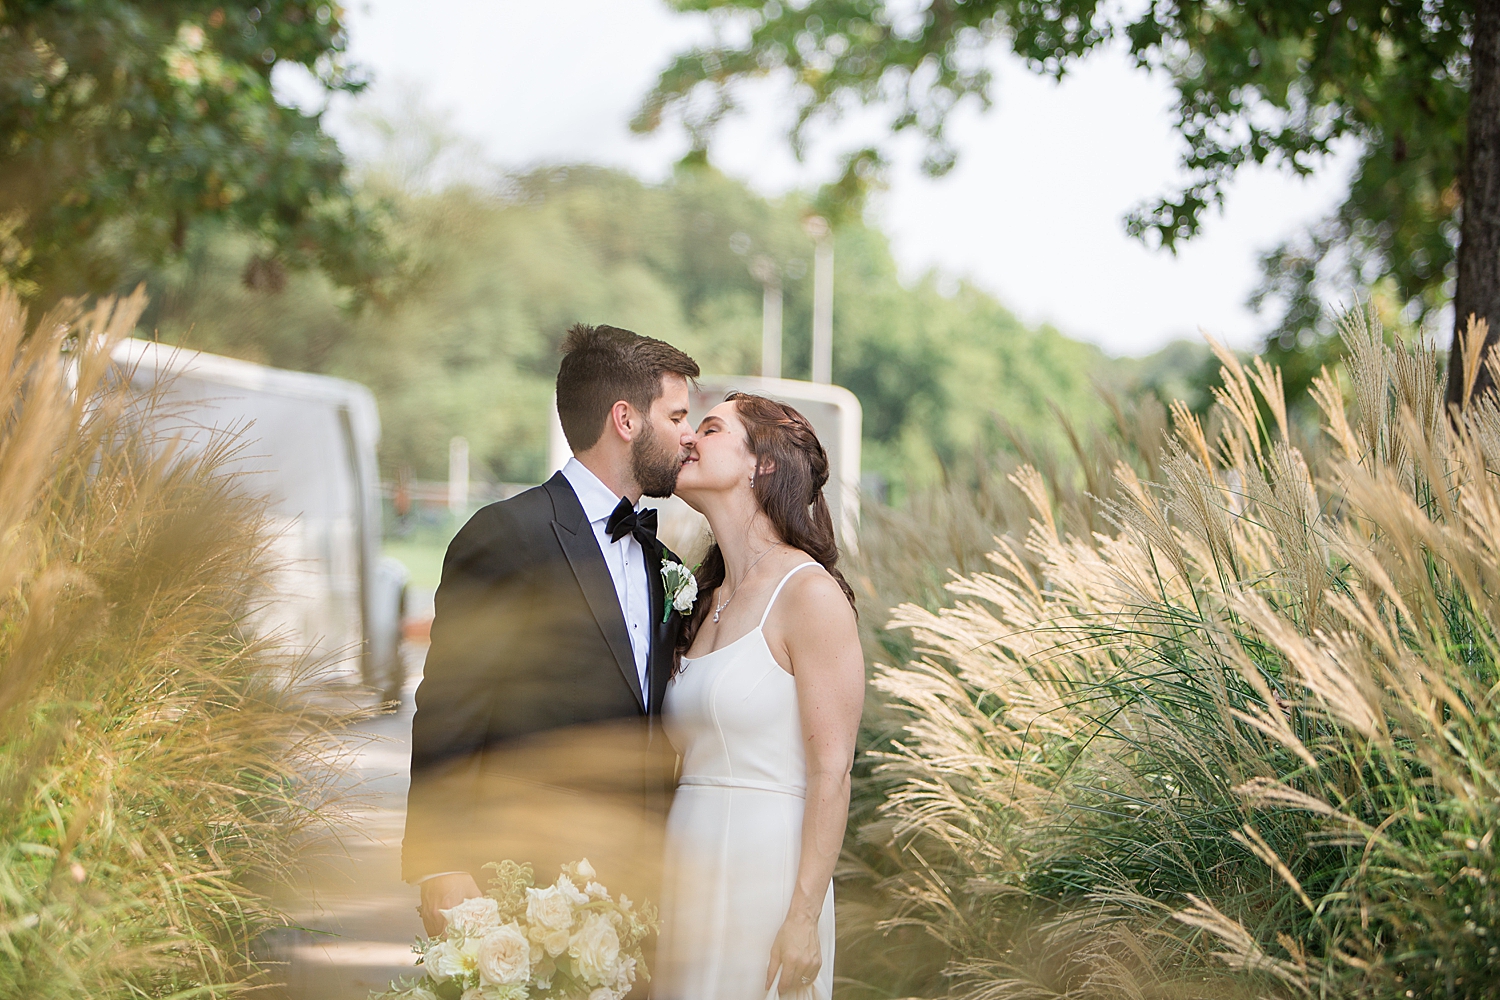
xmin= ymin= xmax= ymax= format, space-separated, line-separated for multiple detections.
xmin=261 ymin=635 xmax=430 ymax=1000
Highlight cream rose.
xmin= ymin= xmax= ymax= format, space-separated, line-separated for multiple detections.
xmin=440 ymin=895 xmax=502 ymax=937
xmin=525 ymin=883 xmax=575 ymax=931
xmin=569 ymin=911 xmax=621 ymax=986
xmin=424 ymin=940 xmax=472 ymax=980
xmin=542 ymin=927 xmax=570 ymax=956
xmin=476 ymin=922 xmax=531 ymax=986
xmin=527 ymin=920 xmax=571 ymax=958
xmin=575 ymin=858 xmax=596 ymax=880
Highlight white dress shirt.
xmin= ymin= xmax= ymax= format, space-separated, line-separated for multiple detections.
xmin=561 ymin=457 xmax=652 ymax=697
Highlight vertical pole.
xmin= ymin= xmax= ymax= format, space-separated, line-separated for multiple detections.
xmin=806 ymin=216 xmax=834 ymax=384
xmin=762 ymin=282 xmax=783 ymax=379
xmin=752 ymin=255 xmax=784 ymax=380
xmin=448 ymin=435 xmax=469 ymax=514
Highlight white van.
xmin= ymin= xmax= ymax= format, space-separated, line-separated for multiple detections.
xmin=112 ymin=339 xmax=408 ymax=701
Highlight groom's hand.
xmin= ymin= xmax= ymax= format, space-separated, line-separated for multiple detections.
xmin=419 ymin=872 xmax=482 ymax=936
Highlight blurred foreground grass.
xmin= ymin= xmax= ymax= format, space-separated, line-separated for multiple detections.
xmin=0 ymin=290 xmax=350 ymax=998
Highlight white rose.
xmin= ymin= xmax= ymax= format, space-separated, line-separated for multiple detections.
xmin=613 ymin=954 xmax=636 ymax=992
xmin=461 ymin=990 xmax=482 ymax=1000
xmin=575 ymin=858 xmax=596 ymax=880
xmin=673 ymin=573 xmax=698 ymax=613
xmin=525 ymin=884 xmax=574 ymax=931
xmin=543 ymin=927 xmax=570 ymax=956
xmin=476 ymin=922 xmax=531 ymax=985
xmin=425 ymin=940 xmax=471 ymax=980
xmin=405 ymin=987 xmax=438 ymax=1000
xmin=570 ymin=911 xmax=621 ymax=986
xmin=441 ymin=895 xmax=502 ymax=937
xmin=554 ymin=874 xmax=589 ymax=905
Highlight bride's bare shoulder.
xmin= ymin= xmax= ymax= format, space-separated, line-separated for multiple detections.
xmin=774 ymin=558 xmax=856 ymax=627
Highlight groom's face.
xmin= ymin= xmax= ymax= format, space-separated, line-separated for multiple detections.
xmin=631 ymin=374 xmax=693 ymax=498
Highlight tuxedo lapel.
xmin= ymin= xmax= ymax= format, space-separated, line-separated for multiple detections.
xmin=646 ymin=543 xmax=671 ymax=716
xmin=545 ymin=474 xmax=645 ymax=712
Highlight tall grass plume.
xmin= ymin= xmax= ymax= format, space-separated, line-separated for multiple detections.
xmin=859 ymin=308 xmax=1500 ymax=998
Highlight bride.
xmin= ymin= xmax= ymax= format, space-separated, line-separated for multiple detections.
xmin=656 ymin=392 xmax=865 ymax=999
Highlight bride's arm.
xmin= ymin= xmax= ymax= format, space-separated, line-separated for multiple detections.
xmin=766 ymin=570 xmax=865 ymax=994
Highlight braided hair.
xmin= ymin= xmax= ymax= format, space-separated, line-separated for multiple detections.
xmin=676 ymin=392 xmax=856 ymax=664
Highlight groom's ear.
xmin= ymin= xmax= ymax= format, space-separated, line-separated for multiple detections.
xmin=607 ymin=399 xmax=638 ymax=442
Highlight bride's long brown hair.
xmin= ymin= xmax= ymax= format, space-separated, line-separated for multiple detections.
xmin=676 ymin=393 xmax=856 ymax=665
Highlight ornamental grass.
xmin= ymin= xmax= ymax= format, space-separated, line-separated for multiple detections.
xmin=852 ymin=308 xmax=1500 ymax=998
xmin=0 ymin=288 xmax=346 ymax=998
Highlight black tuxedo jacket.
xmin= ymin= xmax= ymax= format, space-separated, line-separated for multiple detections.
xmin=402 ymin=472 xmax=681 ymax=883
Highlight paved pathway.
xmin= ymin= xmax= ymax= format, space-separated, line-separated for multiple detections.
xmin=261 ymin=631 xmax=430 ymax=1000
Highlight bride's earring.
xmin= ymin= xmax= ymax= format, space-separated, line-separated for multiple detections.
xmin=749 ymin=473 xmax=755 ymax=489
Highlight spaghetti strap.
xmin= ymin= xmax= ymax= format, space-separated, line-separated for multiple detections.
xmin=758 ymin=561 xmax=819 ymax=630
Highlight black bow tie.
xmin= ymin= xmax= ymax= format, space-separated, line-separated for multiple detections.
xmin=606 ymin=497 xmax=660 ymax=554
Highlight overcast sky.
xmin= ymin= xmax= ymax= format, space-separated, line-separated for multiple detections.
xmin=316 ymin=0 xmax=1359 ymax=357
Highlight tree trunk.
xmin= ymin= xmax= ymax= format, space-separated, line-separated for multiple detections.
xmin=1449 ymin=0 xmax=1500 ymax=408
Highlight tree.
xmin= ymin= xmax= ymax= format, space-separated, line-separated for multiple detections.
xmin=0 ymin=1 xmax=388 ymax=304
xmin=136 ymin=151 xmax=1116 ymax=491
xmin=635 ymin=1 xmax=1494 ymax=406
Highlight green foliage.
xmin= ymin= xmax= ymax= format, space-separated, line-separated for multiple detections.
xmin=639 ymin=0 xmax=1473 ymax=344
xmin=0 ymin=289 xmax=349 ymax=997
xmin=0 ymin=0 xmax=392 ymax=304
xmin=135 ymin=160 xmax=1115 ymax=493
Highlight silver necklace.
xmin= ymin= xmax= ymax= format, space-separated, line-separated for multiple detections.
xmin=712 ymin=546 xmax=777 ymax=623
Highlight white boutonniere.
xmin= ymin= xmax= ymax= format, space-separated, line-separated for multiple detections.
xmin=661 ymin=560 xmax=698 ymax=623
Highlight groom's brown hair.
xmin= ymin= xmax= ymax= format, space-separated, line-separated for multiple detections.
xmin=556 ymin=324 xmax=700 ymax=451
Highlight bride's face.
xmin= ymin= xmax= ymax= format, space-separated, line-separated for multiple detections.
xmin=675 ymin=401 xmax=757 ymax=507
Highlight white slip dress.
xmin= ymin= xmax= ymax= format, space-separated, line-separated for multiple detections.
xmin=656 ymin=562 xmax=834 ymax=1000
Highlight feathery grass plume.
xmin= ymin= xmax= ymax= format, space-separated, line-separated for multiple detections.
xmin=837 ymin=399 xmax=1172 ymax=997
xmin=0 ymin=288 xmax=349 ymax=997
xmin=862 ymin=303 xmax=1500 ymax=998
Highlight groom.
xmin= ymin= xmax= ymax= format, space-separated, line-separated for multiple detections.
xmin=403 ymin=324 xmax=700 ymax=935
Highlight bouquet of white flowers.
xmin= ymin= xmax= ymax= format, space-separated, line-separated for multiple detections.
xmin=372 ymin=859 xmax=658 ymax=1000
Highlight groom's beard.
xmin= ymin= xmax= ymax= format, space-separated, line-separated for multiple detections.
xmin=632 ymin=422 xmax=681 ymax=498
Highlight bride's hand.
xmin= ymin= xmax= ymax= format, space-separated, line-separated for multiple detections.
xmin=766 ymin=910 xmax=821 ymax=994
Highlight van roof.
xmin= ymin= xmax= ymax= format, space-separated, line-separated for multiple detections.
xmin=112 ymin=338 xmax=380 ymax=444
